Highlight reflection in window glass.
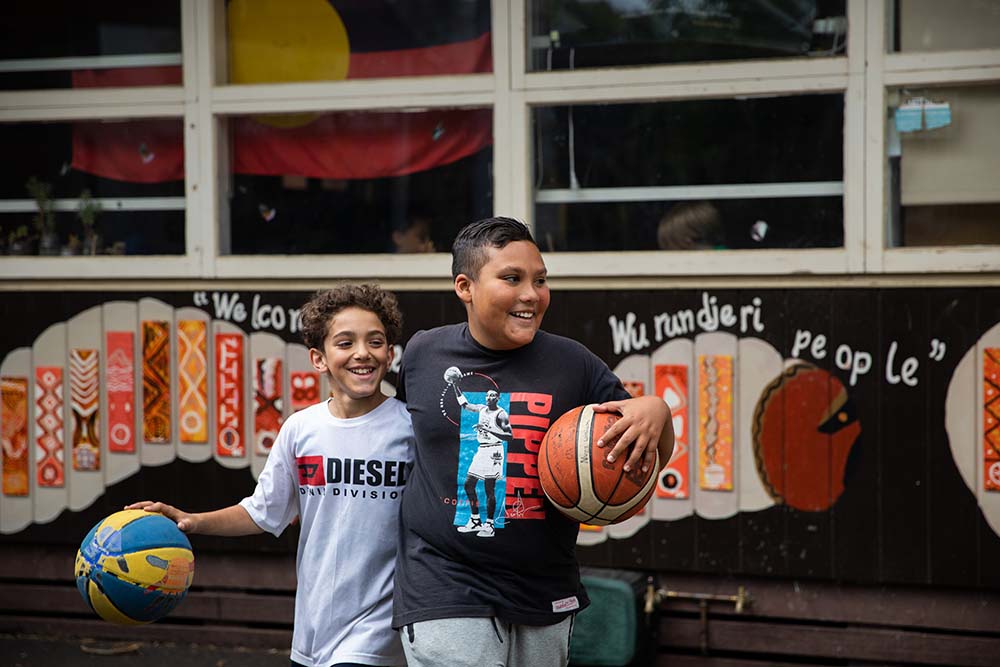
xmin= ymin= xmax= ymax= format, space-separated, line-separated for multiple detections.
xmin=533 ymin=95 xmax=844 ymax=251
xmin=891 ymin=0 xmax=1000 ymax=52
xmin=0 ymin=1 xmax=181 ymax=91
xmin=887 ymin=85 xmax=1000 ymax=247
xmin=528 ymin=0 xmax=846 ymax=71
xmin=226 ymin=0 xmax=491 ymax=85
xmin=0 ymin=121 xmax=185 ymax=256
xmin=224 ymin=109 xmax=493 ymax=255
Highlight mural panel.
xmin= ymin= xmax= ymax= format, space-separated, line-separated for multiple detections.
xmin=1 ymin=287 xmax=998 ymax=590
xmin=177 ymin=320 xmax=209 ymax=445
xmin=34 ymin=366 xmax=64 ymax=488
xmin=105 ymin=331 xmax=135 ymax=454
xmin=1 ymin=377 xmax=29 ymax=496
xmin=141 ymin=321 xmax=171 ymax=444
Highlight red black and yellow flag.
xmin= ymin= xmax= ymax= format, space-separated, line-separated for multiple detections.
xmin=72 ymin=0 xmax=492 ymax=183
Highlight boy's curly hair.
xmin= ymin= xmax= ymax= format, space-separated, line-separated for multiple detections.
xmin=299 ymin=284 xmax=402 ymax=350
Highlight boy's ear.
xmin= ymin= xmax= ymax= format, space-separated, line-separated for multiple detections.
xmin=308 ymin=347 xmax=328 ymax=374
xmin=454 ymin=273 xmax=474 ymax=304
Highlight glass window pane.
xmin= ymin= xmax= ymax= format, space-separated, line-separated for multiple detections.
xmin=527 ymin=0 xmax=847 ymax=72
xmin=225 ymin=0 xmax=491 ymax=85
xmin=223 ymin=109 xmax=493 ymax=255
xmin=0 ymin=1 xmax=181 ymax=91
xmin=0 ymin=121 xmax=185 ymax=256
xmin=891 ymin=0 xmax=1000 ymax=52
xmin=533 ymin=95 xmax=844 ymax=251
xmin=887 ymin=84 xmax=1000 ymax=247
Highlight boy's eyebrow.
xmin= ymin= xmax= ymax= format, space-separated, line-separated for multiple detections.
xmin=330 ymin=328 xmax=387 ymax=338
xmin=497 ymin=264 xmax=548 ymax=276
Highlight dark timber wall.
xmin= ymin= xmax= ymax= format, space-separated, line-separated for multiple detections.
xmin=2 ymin=287 xmax=999 ymax=665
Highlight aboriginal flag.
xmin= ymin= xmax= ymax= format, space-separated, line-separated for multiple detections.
xmin=71 ymin=0 xmax=492 ymax=183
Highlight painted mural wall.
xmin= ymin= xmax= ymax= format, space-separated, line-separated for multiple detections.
xmin=1 ymin=288 xmax=998 ymax=589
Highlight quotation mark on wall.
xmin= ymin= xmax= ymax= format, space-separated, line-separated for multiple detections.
xmin=929 ymin=339 xmax=946 ymax=362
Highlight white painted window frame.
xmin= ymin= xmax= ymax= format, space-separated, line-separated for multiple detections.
xmin=0 ymin=0 xmax=197 ymax=280
xmin=0 ymin=0 xmax=997 ymax=281
xmin=865 ymin=0 xmax=1000 ymax=273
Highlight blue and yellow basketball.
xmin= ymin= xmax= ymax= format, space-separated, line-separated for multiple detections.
xmin=74 ymin=509 xmax=195 ymax=625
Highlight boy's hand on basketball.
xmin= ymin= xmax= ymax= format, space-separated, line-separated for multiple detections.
xmin=593 ymin=396 xmax=668 ymax=473
xmin=125 ymin=501 xmax=197 ymax=533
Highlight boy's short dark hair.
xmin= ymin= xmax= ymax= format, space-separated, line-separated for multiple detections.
xmin=300 ymin=284 xmax=402 ymax=350
xmin=451 ymin=216 xmax=535 ymax=279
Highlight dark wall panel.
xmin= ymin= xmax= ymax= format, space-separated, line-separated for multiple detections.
xmin=739 ymin=289 xmax=787 ymax=578
xmin=1 ymin=285 xmax=998 ymax=594
xmin=782 ymin=290 xmax=833 ymax=580
xmin=926 ymin=290 xmax=980 ymax=587
xmin=978 ymin=288 xmax=1000 ymax=589
xmin=829 ymin=289 xmax=881 ymax=584
xmin=878 ymin=292 xmax=930 ymax=584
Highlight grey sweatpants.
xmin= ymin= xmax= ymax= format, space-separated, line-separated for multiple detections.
xmin=400 ymin=615 xmax=575 ymax=667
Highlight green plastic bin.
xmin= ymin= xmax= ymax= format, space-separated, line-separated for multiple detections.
xmin=569 ymin=570 xmax=644 ymax=666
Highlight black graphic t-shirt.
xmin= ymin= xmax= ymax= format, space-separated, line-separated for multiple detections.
xmin=392 ymin=323 xmax=629 ymax=627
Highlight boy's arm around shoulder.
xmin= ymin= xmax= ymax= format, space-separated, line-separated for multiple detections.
xmin=592 ymin=395 xmax=674 ymax=474
xmin=124 ymin=500 xmax=264 ymax=536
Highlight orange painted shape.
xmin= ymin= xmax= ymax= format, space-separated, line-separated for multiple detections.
xmin=254 ymin=357 xmax=284 ymax=455
xmin=622 ymin=380 xmax=645 ymax=398
xmin=35 ymin=366 xmax=65 ymax=487
xmin=290 ymin=371 xmax=320 ymax=412
xmin=177 ymin=320 xmax=209 ymax=444
xmin=655 ymin=364 xmax=689 ymax=499
xmin=754 ymin=364 xmax=861 ymax=512
xmin=215 ymin=334 xmax=245 ymax=458
xmin=106 ymin=331 xmax=136 ymax=453
xmin=70 ymin=348 xmax=100 ymax=471
xmin=984 ymin=349 xmax=1000 ymax=492
xmin=142 ymin=321 xmax=171 ymax=444
xmin=697 ymin=355 xmax=733 ymax=491
xmin=2 ymin=377 xmax=30 ymax=496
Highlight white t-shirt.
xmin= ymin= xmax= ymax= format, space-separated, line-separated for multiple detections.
xmin=240 ymin=397 xmax=414 ymax=667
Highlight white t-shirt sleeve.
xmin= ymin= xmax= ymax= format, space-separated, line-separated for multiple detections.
xmin=239 ymin=420 xmax=299 ymax=536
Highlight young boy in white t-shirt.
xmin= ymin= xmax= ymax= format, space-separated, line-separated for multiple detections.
xmin=128 ymin=284 xmax=414 ymax=667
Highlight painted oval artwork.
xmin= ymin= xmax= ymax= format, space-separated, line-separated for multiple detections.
xmin=753 ymin=363 xmax=861 ymax=512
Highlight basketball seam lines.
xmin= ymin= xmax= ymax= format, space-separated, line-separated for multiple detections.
xmin=542 ymin=410 xmax=580 ymax=509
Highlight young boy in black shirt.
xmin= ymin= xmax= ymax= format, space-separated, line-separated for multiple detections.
xmin=394 ymin=217 xmax=674 ymax=666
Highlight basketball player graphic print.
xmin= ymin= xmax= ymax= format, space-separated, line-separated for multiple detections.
xmin=442 ymin=366 xmax=513 ymax=538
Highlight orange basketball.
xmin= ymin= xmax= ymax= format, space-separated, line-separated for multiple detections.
xmin=538 ymin=405 xmax=658 ymax=525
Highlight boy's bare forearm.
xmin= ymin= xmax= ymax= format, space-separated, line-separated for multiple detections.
xmin=125 ymin=500 xmax=263 ymax=536
xmin=188 ymin=505 xmax=264 ymax=536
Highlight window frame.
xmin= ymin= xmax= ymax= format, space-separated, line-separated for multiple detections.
xmin=866 ymin=0 xmax=1000 ymax=273
xmin=0 ymin=0 xmax=996 ymax=281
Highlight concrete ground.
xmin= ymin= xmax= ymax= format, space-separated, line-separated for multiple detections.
xmin=1 ymin=634 xmax=290 ymax=667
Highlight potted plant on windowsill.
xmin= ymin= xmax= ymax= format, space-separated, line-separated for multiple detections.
xmin=61 ymin=233 xmax=82 ymax=256
xmin=4 ymin=224 xmax=35 ymax=255
xmin=77 ymin=189 xmax=102 ymax=255
xmin=26 ymin=176 xmax=59 ymax=256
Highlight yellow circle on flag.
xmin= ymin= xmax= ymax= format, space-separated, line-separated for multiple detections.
xmin=228 ymin=0 xmax=350 ymax=128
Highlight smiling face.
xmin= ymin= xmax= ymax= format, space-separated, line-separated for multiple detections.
xmin=455 ymin=240 xmax=551 ymax=351
xmin=309 ymin=306 xmax=393 ymax=418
